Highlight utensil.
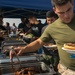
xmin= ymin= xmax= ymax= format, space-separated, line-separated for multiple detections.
xmin=9 ymin=46 xmax=22 ymax=72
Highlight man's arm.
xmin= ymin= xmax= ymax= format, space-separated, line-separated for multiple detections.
xmin=15 ymin=38 xmax=45 ymax=55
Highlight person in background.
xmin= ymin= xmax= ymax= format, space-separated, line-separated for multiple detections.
xmin=12 ymin=23 xmax=17 ymax=34
xmin=20 ymin=18 xmax=32 ymax=43
xmin=10 ymin=0 xmax=75 ymax=75
xmin=17 ymin=17 xmax=26 ymax=36
xmin=5 ymin=22 xmax=11 ymax=34
xmin=0 ymin=15 xmax=6 ymax=30
xmin=41 ymin=10 xmax=59 ymax=73
xmin=42 ymin=10 xmax=58 ymax=33
xmin=27 ymin=14 xmax=44 ymax=39
xmin=18 ymin=17 xmax=26 ymax=29
xmin=12 ymin=23 xmax=17 ymax=30
xmin=0 ymin=15 xmax=6 ymax=46
xmin=23 ymin=18 xmax=31 ymax=34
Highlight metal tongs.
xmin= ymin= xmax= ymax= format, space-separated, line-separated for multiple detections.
xmin=9 ymin=46 xmax=22 ymax=72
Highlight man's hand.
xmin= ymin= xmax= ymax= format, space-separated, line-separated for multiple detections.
xmin=9 ymin=46 xmax=25 ymax=59
xmin=15 ymin=47 xmax=25 ymax=55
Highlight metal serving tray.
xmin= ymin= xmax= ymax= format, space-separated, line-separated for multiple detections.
xmin=0 ymin=55 xmax=40 ymax=75
xmin=0 ymin=54 xmax=41 ymax=64
xmin=2 ymin=40 xmax=26 ymax=43
xmin=0 ymin=62 xmax=53 ymax=75
xmin=1 ymin=39 xmax=27 ymax=53
xmin=2 ymin=40 xmax=27 ymax=46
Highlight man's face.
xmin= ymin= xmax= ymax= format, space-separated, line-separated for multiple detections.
xmin=28 ymin=17 xmax=35 ymax=24
xmin=54 ymin=1 xmax=74 ymax=23
xmin=46 ymin=17 xmax=56 ymax=24
xmin=21 ymin=18 xmax=25 ymax=23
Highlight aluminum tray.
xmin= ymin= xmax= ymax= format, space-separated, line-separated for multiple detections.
xmin=0 ymin=62 xmax=53 ymax=75
xmin=2 ymin=40 xmax=26 ymax=43
xmin=1 ymin=41 xmax=27 ymax=52
xmin=0 ymin=54 xmax=41 ymax=64
xmin=2 ymin=37 xmax=27 ymax=45
xmin=2 ymin=40 xmax=27 ymax=46
xmin=2 ymin=43 xmax=26 ymax=46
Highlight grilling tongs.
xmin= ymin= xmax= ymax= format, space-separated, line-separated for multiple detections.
xmin=9 ymin=46 xmax=22 ymax=72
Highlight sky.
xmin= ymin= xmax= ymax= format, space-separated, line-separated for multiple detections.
xmin=3 ymin=18 xmax=46 ymax=27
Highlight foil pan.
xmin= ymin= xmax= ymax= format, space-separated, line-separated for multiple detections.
xmin=2 ymin=37 xmax=27 ymax=46
xmin=0 ymin=55 xmax=41 ymax=64
xmin=2 ymin=41 xmax=27 ymax=46
xmin=0 ymin=62 xmax=53 ymax=75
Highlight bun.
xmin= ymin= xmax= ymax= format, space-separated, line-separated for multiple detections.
xmin=64 ymin=43 xmax=75 ymax=50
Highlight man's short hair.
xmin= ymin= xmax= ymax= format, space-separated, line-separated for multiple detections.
xmin=27 ymin=14 xmax=36 ymax=19
xmin=6 ymin=22 xmax=10 ymax=26
xmin=51 ymin=0 xmax=73 ymax=7
xmin=46 ymin=10 xmax=58 ymax=18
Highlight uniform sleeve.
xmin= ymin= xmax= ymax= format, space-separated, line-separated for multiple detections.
xmin=40 ymin=26 xmax=52 ymax=43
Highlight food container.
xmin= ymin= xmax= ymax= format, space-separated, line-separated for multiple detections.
xmin=0 ymin=61 xmax=52 ymax=75
xmin=0 ymin=54 xmax=52 ymax=75
xmin=1 ymin=39 xmax=27 ymax=56
xmin=0 ymin=55 xmax=37 ymax=74
xmin=2 ymin=39 xmax=27 ymax=46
